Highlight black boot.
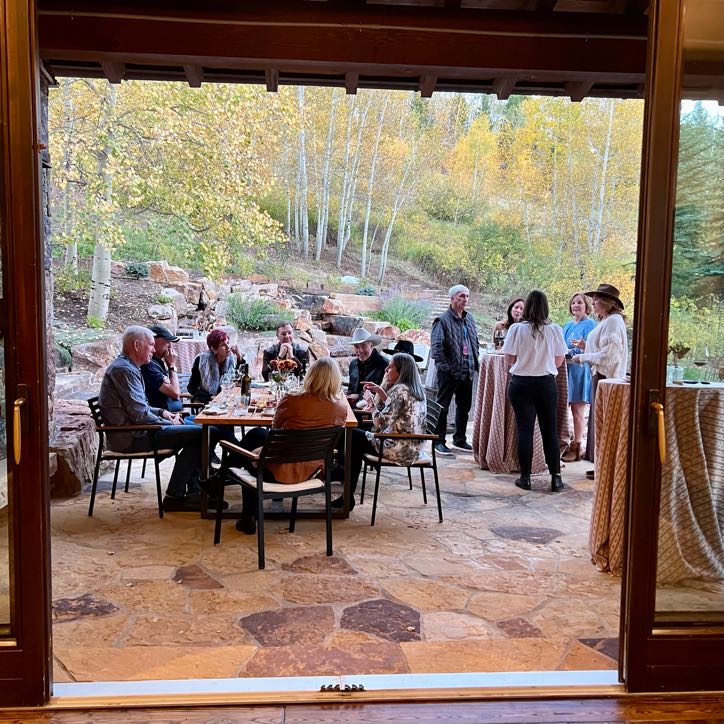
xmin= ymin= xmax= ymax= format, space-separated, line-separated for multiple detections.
xmin=551 ymin=474 xmax=564 ymax=492
xmin=515 ymin=475 xmax=531 ymax=491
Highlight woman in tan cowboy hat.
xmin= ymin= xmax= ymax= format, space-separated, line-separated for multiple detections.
xmin=569 ymin=283 xmax=628 ymax=473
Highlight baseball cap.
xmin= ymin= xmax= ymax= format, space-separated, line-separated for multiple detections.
xmin=148 ymin=324 xmax=180 ymax=342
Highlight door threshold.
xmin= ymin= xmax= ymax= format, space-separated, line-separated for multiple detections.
xmin=50 ymin=670 xmax=621 ymax=708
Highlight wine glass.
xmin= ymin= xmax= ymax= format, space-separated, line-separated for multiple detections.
xmin=692 ymin=345 xmax=709 ymax=382
xmin=220 ymin=371 xmax=235 ymax=406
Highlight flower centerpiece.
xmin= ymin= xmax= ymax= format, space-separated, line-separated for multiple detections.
xmin=269 ymin=358 xmax=299 ymax=400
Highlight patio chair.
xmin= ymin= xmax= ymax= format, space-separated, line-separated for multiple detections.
xmin=360 ymin=397 xmax=444 ymax=526
xmin=214 ymin=426 xmax=344 ymax=569
xmin=87 ymin=397 xmax=176 ymax=518
xmin=177 ymin=371 xmax=204 ymax=414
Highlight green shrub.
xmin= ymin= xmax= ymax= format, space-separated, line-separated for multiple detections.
xmin=54 ymin=342 xmax=72 ymax=369
xmin=156 ymin=293 xmax=174 ymax=305
xmin=54 ymin=266 xmax=92 ymax=294
xmin=226 ymin=294 xmax=293 ymax=331
xmin=355 ymin=285 xmax=377 ymax=296
xmin=86 ymin=315 xmax=105 ymax=329
xmin=125 ymin=261 xmax=149 ymax=279
xmin=374 ymin=295 xmax=430 ymax=332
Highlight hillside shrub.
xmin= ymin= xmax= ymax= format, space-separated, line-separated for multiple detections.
xmin=374 ymin=295 xmax=429 ymax=332
xmin=54 ymin=266 xmax=92 ymax=294
xmin=226 ymin=294 xmax=293 ymax=331
xmin=125 ymin=261 xmax=149 ymax=279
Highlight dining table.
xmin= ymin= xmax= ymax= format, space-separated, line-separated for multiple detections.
xmin=472 ymin=352 xmax=570 ymax=474
xmin=193 ymin=386 xmax=358 ymax=519
xmin=590 ymin=379 xmax=724 ymax=584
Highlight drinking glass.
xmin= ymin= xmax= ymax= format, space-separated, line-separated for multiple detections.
xmin=239 ymin=394 xmax=250 ymax=414
xmin=692 ymin=345 xmax=709 ymax=382
xmin=221 ymin=372 xmax=235 ymax=406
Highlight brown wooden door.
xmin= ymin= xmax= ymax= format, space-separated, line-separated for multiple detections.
xmin=0 ymin=0 xmax=52 ymax=706
xmin=622 ymin=0 xmax=724 ymax=692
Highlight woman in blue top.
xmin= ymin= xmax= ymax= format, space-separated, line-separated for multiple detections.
xmin=561 ymin=292 xmax=596 ymax=462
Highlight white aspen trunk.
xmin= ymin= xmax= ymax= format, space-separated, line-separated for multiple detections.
xmin=87 ymin=84 xmax=116 ymax=324
xmin=567 ymin=149 xmax=583 ymax=269
xmin=61 ymin=80 xmax=78 ymax=272
xmin=297 ymin=87 xmax=310 ymax=257
xmin=592 ymin=99 xmax=615 ymax=255
xmin=316 ymin=90 xmax=338 ymax=260
xmin=377 ymin=148 xmax=417 ymax=283
xmin=339 ymin=97 xmax=371 ymax=259
xmin=361 ymin=97 xmax=388 ymax=277
xmin=335 ymin=95 xmax=357 ymax=267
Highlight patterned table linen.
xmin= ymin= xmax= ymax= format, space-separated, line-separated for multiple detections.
xmin=472 ymin=353 xmax=569 ymax=474
xmin=590 ymin=380 xmax=724 ymax=584
xmin=174 ymin=339 xmax=207 ymax=374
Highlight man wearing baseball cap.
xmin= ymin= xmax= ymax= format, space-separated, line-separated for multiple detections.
xmin=141 ymin=324 xmax=183 ymax=412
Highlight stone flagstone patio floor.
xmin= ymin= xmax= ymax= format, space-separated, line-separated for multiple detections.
xmin=50 ymin=454 xmax=620 ymax=682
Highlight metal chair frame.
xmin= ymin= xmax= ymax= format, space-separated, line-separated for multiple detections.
xmin=360 ymin=397 xmax=444 ymax=526
xmin=86 ymin=396 xmax=175 ymax=518
xmin=215 ymin=426 xmax=343 ymax=569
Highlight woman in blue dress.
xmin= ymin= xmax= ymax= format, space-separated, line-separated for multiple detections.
xmin=561 ymin=292 xmax=596 ymax=462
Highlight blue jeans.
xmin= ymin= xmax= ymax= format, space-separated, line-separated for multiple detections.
xmin=127 ymin=424 xmax=214 ymax=499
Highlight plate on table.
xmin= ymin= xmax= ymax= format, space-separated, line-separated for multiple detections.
xmin=202 ymin=406 xmax=225 ymax=415
xmin=261 ymin=408 xmax=276 ymax=417
xmin=251 ymin=381 xmax=271 ymax=388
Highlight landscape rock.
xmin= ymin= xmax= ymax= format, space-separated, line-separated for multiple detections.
xmin=165 ymin=265 xmax=190 ymax=284
xmin=71 ymin=335 xmax=122 ymax=378
xmin=147 ymin=304 xmax=177 ymax=330
xmin=371 ymin=323 xmax=399 ymax=341
xmin=168 ymin=281 xmax=202 ymax=306
xmin=248 ymin=274 xmax=269 ymax=284
xmin=49 ymin=399 xmax=100 ymax=498
xmin=290 ymin=293 xmax=328 ymax=316
xmin=293 ymin=310 xmax=314 ymax=333
xmin=321 ymin=314 xmax=363 ymax=336
xmin=110 ymin=261 xmax=126 ymax=277
xmin=146 ymin=261 xmax=170 ymax=283
xmin=159 ymin=288 xmax=188 ymax=316
xmin=322 ymin=297 xmax=344 ymax=315
xmin=328 ymin=292 xmax=381 ymax=314
xmin=400 ymin=329 xmax=431 ymax=346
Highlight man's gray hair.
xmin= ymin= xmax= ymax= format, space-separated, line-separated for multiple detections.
xmin=448 ymin=284 xmax=469 ymax=298
xmin=122 ymin=325 xmax=153 ymax=354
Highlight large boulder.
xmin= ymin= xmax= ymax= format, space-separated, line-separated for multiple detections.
xmin=159 ymin=287 xmax=188 ymax=316
xmin=320 ymin=314 xmax=363 ymax=336
xmin=165 ymin=265 xmax=189 ymax=284
xmin=328 ymin=292 xmax=381 ymax=314
xmin=148 ymin=303 xmax=177 ymax=330
xmin=71 ymin=335 xmax=122 ymax=378
xmin=399 ymin=329 xmax=431 ymax=346
xmin=49 ymin=399 xmax=100 ymax=498
xmin=289 ymin=293 xmax=328 ymax=316
xmin=322 ymin=297 xmax=344 ymax=315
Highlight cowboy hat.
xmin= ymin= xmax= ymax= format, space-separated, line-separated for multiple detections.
xmin=350 ymin=327 xmax=382 ymax=346
xmin=382 ymin=339 xmax=423 ymax=362
xmin=585 ymin=283 xmax=624 ymax=310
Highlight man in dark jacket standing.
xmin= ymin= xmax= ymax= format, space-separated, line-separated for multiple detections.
xmin=430 ymin=284 xmax=480 ymax=456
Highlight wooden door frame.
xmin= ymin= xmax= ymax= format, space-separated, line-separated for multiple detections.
xmin=0 ymin=0 xmax=53 ymax=707
xmin=622 ymin=0 xmax=724 ymax=692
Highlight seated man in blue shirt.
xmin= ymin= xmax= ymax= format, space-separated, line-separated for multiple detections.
xmin=99 ymin=325 xmax=219 ymax=512
xmin=141 ymin=324 xmax=184 ymax=413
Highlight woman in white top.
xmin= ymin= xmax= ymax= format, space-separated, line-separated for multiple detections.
xmin=569 ymin=283 xmax=628 ymax=468
xmin=501 ymin=290 xmax=568 ymax=493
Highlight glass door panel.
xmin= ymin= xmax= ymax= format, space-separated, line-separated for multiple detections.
xmin=655 ymin=0 xmax=724 ymax=620
xmin=0 ymin=334 xmax=9 ymax=636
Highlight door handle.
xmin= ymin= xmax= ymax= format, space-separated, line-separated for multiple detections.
xmin=13 ymin=398 xmax=26 ymax=465
xmin=650 ymin=401 xmax=665 ymax=465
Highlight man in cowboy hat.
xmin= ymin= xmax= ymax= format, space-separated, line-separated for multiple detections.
xmin=430 ymin=284 xmax=480 ymax=456
xmin=346 ymin=327 xmax=389 ymax=406
xmin=381 ymin=339 xmax=424 ymax=363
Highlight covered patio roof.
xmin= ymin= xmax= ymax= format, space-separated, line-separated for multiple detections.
xmin=38 ymin=0 xmax=649 ymax=100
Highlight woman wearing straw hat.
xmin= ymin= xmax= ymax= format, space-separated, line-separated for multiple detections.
xmin=569 ymin=283 xmax=628 ymax=475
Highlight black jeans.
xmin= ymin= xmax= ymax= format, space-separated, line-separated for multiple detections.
xmin=507 ymin=375 xmax=560 ymax=477
xmin=434 ymin=371 xmax=473 ymax=445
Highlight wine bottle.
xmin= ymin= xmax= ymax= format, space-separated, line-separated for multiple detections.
xmin=241 ymin=363 xmax=252 ymax=396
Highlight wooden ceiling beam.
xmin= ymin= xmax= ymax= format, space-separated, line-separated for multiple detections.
xmin=265 ymin=68 xmax=279 ymax=92
xmin=419 ymin=73 xmax=437 ymax=97
xmin=344 ymin=71 xmax=359 ymax=94
xmin=183 ymin=63 xmax=203 ymax=87
xmin=492 ymin=77 xmax=516 ymax=99
xmin=100 ymin=60 xmax=125 ymax=84
xmin=565 ymin=79 xmax=594 ymax=101
xmin=37 ymin=0 xmax=647 ymax=39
